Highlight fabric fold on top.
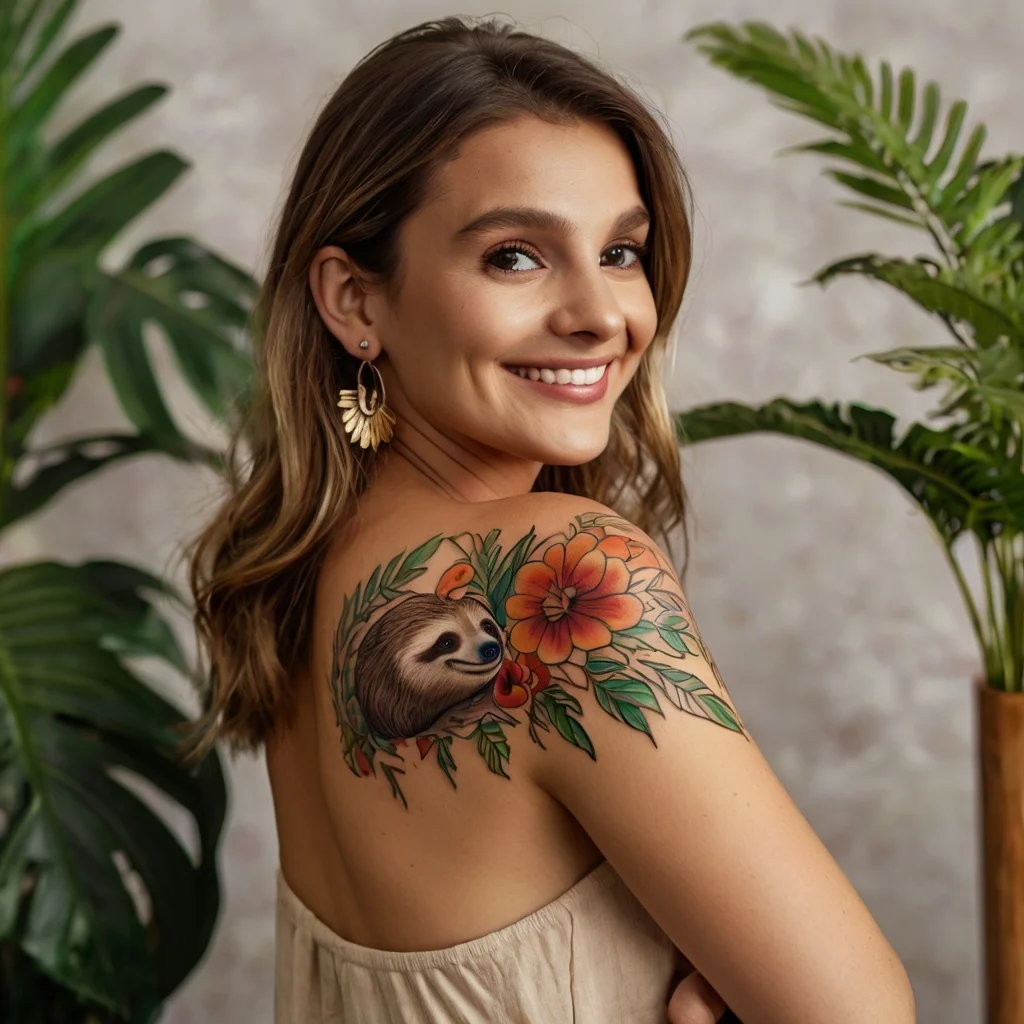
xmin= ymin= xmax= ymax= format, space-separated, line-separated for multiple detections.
xmin=274 ymin=857 xmax=679 ymax=1023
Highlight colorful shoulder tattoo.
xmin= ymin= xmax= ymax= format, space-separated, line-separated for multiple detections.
xmin=329 ymin=511 xmax=747 ymax=807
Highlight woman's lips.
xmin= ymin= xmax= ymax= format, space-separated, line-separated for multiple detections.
xmin=503 ymin=362 xmax=612 ymax=404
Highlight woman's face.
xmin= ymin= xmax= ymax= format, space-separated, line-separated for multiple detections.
xmin=319 ymin=115 xmax=658 ymax=470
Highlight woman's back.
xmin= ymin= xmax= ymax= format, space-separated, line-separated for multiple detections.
xmin=266 ymin=490 xmax=608 ymax=952
xmin=265 ymin=489 xmax=690 ymax=1022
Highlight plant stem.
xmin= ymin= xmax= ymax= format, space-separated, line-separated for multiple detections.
xmin=946 ymin=540 xmax=988 ymax=671
xmin=889 ymin=164 xmax=960 ymax=269
xmin=999 ymin=530 xmax=1024 ymax=692
xmin=1014 ymin=532 xmax=1024 ymax=691
xmin=980 ymin=535 xmax=1015 ymax=690
xmin=1001 ymin=533 xmax=1014 ymax=690
xmin=991 ymin=537 xmax=1011 ymax=690
xmin=976 ymin=534 xmax=1001 ymax=684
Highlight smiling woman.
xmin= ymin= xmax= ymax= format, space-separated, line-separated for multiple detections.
xmin=184 ymin=13 xmax=914 ymax=1024
xmin=306 ymin=113 xmax=664 ymax=472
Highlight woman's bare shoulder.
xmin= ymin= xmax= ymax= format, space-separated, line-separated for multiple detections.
xmin=310 ymin=491 xmax=657 ymax=798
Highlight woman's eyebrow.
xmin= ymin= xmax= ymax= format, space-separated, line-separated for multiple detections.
xmin=453 ymin=203 xmax=650 ymax=241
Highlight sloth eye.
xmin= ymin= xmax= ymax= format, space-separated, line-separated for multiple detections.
xmin=480 ymin=619 xmax=500 ymax=639
xmin=435 ymin=631 xmax=460 ymax=651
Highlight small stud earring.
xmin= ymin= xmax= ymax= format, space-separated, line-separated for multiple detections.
xmin=358 ymin=339 xmax=369 ymax=350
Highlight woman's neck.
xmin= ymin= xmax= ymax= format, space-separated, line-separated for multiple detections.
xmin=371 ymin=418 xmax=543 ymax=505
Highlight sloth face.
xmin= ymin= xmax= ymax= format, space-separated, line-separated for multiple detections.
xmin=354 ymin=593 xmax=507 ymax=739
xmin=410 ymin=614 xmax=502 ymax=671
xmin=395 ymin=598 xmax=504 ymax=692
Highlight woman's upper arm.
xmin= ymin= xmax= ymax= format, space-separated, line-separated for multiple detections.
xmin=514 ymin=497 xmax=915 ymax=1024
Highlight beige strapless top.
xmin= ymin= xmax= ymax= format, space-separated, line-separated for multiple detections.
xmin=274 ymin=857 xmax=680 ymax=1023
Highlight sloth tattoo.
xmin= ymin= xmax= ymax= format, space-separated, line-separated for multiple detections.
xmin=354 ymin=593 xmax=506 ymax=739
xmin=329 ymin=513 xmax=746 ymax=808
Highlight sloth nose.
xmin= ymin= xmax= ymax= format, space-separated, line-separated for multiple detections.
xmin=479 ymin=641 xmax=501 ymax=663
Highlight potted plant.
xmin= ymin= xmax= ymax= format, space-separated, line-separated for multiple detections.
xmin=0 ymin=1 xmax=257 ymax=1020
xmin=678 ymin=21 xmax=1024 ymax=1023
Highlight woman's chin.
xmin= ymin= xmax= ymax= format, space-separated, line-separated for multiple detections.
xmin=518 ymin=432 xmax=611 ymax=467
xmin=465 ymin=417 xmax=612 ymax=467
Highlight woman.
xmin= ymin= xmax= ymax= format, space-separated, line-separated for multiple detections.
xmin=186 ymin=16 xmax=916 ymax=1024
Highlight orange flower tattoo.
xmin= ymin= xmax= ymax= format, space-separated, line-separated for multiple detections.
xmin=504 ymin=532 xmax=644 ymax=664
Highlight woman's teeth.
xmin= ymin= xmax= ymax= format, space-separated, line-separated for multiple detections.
xmin=509 ymin=364 xmax=608 ymax=385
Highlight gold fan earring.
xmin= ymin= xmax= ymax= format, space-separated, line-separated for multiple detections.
xmin=337 ymin=349 xmax=395 ymax=451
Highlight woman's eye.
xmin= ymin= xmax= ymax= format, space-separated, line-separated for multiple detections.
xmin=486 ymin=246 xmax=543 ymax=273
xmin=603 ymin=244 xmax=647 ymax=269
xmin=484 ymin=242 xmax=648 ymax=275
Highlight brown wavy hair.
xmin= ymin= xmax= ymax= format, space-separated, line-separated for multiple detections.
xmin=184 ymin=15 xmax=696 ymax=761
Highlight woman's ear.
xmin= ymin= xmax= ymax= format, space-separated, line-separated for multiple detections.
xmin=308 ymin=245 xmax=380 ymax=360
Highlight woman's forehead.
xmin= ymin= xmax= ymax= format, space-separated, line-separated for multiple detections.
xmin=414 ymin=122 xmax=646 ymax=237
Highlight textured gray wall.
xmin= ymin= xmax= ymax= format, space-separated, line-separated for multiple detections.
xmin=10 ymin=0 xmax=1020 ymax=1020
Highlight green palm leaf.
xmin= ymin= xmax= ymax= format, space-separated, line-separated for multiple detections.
xmin=857 ymin=343 xmax=1024 ymax=452
xmin=13 ymin=150 xmax=189 ymax=275
xmin=812 ymin=254 xmax=1023 ymax=346
xmin=4 ymin=1 xmax=80 ymax=86
xmin=947 ymin=157 xmax=1024 ymax=247
xmin=685 ymin=21 xmax=1013 ymax=253
xmin=7 ymin=23 xmax=120 ymax=168
xmin=8 ymin=84 xmax=169 ymax=216
xmin=675 ymin=398 xmax=1024 ymax=544
xmin=0 ymin=562 xmax=226 ymax=1020
xmin=684 ymin=21 xmax=1024 ymax=694
xmin=5 ymin=250 xmax=89 ymax=453
xmin=9 ymin=233 xmax=255 ymax=467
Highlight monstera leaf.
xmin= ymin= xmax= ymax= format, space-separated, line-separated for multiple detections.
xmin=0 ymin=561 xmax=226 ymax=1022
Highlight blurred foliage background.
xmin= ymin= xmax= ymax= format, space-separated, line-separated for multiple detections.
xmin=0 ymin=1 xmax=257 ymax=1020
